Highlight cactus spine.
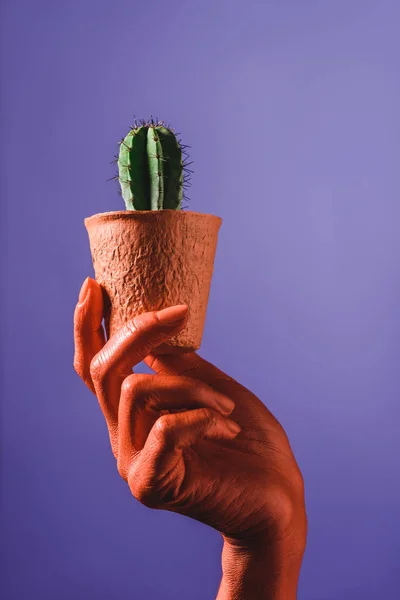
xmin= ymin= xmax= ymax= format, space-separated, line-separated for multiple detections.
xmin=116 ymin=118 xmax=192 ymax=211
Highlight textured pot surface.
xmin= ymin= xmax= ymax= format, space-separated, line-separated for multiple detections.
xmin=85 ymin=210 xmax=222 ymax=353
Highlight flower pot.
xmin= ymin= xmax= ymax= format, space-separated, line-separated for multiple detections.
xmin=84 ymin=210 xmax=222 ymax=354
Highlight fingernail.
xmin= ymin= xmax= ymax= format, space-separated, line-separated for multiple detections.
xmin=216 ymin=394 xmax=235 ymax=415
xmin=78 ymin=277 xmax=91 ymax=303
xmin=226 ymin=419 xmax=241 ymax=434
xmin=156 ymin=304 xmax=188 ymax=325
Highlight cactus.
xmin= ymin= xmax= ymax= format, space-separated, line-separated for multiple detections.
xmin=113 ymin=117 xmax=192 ymax=211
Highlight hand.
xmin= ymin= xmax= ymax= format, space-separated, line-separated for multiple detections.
xmin=73 ymin=277 xmax=307 ymax=599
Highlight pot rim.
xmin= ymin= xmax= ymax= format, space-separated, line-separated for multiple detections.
xmin=85 ymin=209 xmax=222 ymax=226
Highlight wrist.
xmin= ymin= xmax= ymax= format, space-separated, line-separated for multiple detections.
xmin=216 ymin=533 xmax=305 ymax=600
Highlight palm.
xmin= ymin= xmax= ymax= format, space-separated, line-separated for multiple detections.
xmin=133 ymin=378 xmax=299 ymax=540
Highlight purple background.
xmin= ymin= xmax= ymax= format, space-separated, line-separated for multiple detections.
xmin=1 ymin=1 xmax=399 ymax=598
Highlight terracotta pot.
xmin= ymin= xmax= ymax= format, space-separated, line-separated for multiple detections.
xmin=84 ymin=210 xmax=222 ymax=354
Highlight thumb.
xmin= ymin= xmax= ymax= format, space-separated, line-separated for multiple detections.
xmin=73 ymin=277 xmax=106 ymax=393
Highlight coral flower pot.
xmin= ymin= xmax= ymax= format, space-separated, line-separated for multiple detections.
xmin=85 ymin=210 xmax=222 ymax=354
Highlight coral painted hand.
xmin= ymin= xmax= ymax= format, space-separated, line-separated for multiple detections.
xmin=74 ymin=277 xmax=307 ymax=599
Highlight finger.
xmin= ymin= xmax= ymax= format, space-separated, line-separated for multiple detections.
xmin=73 ymin=277 xmax=106 ymax=393
xmin=117 ymin=373 xmax=236 ymax=473
xmin=90 ymin=305 xmax=189 ymax=429
xmin=145 ymin=351 xmax=235 ymax=383
xmin=145 ymin=351 xmax=247 ymax=403
xmin=145 ymin=352 xmax=279 ymax=432
xmin=127 ymin=409 xmax=241 ymax=506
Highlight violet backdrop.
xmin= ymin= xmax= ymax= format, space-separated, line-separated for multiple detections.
xmin=1 ymin=1 xmax=399 ymax=599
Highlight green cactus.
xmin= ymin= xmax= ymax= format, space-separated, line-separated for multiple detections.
xmin=115 ymin=117 xmax=192 ymax=211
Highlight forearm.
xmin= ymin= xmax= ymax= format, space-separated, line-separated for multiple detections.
xmin=216 ymin=536 xmax=304 ymax=600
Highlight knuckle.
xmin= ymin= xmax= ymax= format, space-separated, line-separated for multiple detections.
xmin=201 ymin=407 xmax=217 ymax=428
xmin=128 ymin=470 xmax=157 ymax=508
xmin=154 ymin=415 xmax=174 ymax=444
xmin=121 ymin=373 xmax=144 ymax=396
xmin=73 ymin=357 xmax=83 ymax=379
xmin=135 ymin=487 xmax=156 ymax=508
xmin=121 ymin=374 xmax=153 ymax=413
xmin=129 ymin=313 xmax=146 ymax=333
xmin=155 ymin=415 xmax=172 ymax=436
xmin=89 ymin=353 xmax=106 ymax=383
xmin=128 ymin=313 xmax=157 ymax=341
xmin=134 ymin=485 xmax=151 ymax=506
xmin=117 ymin=458 xmax=127 ymax=480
